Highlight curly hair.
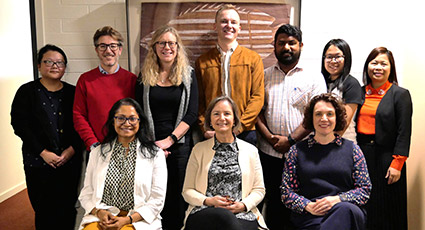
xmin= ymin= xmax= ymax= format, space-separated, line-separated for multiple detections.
xmin=140 ymin=25 xmax=191 ymax=87
xmin=302 ymin=93 xmax=347 ymax=132
xmin=204 ymin=96 xmax=241 ymax=133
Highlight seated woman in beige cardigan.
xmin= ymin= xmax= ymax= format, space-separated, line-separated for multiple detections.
xmin=182 ymin=96 xmax=267 ymax=230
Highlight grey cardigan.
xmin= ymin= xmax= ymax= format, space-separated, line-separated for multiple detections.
xmin=142 ymin=67 xmax=194 ymax=144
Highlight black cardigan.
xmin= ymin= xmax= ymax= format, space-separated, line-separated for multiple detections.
xmin=11 ymin=79 xmax=82 ymax=167
xmin=358 ymin=84 xmax=413 ymax=156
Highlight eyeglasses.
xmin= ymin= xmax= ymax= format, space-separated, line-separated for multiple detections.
xmin=96 ymin=43 xmax=121 ymax=51
xmin=43 ymin=60 xmax=66 ymax=68
xmin=156 ymin=41 xmax=178 ymax=49
xmin=114 ymin=116 xmax=140 ymax=125
xmin=324 ymin=55 xmax=345 ymax=62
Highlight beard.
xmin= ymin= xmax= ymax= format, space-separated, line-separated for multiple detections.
xmin=275 ymin=50 xmax=301 ymax=66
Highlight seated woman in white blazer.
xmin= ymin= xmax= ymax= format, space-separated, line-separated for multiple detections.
xmin=182 ymin=96 xmax=267 ymax=230
xmin=78 ymin=98 xmax=167 ymax=230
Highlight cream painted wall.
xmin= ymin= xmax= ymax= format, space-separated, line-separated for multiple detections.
xmin=0 ymin=1 xmax=32 ymax=202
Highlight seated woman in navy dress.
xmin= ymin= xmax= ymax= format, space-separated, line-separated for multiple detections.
xmin=281 ymin=93 xmax=371 ymax=230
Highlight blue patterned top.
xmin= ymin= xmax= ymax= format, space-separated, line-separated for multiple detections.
xmin=280 ymin=134 xmax=371 ymax=213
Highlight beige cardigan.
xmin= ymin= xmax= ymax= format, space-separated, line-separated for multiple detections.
xmin=182 ymin=138 xmax=267 ymax=229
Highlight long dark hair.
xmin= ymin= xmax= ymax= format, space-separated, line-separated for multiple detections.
xmin=101 ymin=98 xmax=156 ymax=158
xmin=321 ymin=39 xmax=352 ymax=92
xmin=363 ymin=47 xmax=398 ymax=86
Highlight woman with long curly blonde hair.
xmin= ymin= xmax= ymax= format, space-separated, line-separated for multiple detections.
xmin=135 ymin=25 xmax=198 ymax=230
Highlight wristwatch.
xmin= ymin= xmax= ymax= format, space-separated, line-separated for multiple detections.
xmin=170 ymin=134 xmax=178 ymax=143
xmin=288 ymin=134 xmax=297 ymax=146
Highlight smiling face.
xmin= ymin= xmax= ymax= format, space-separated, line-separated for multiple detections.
xmin=114 ymin=105 xmax=139 ymax=143
xmin=274 ymin=33 xmax=303 ymax=67
xmin=324 ymin=45 xmax=345 ymax=80
xmin=368 ymin=53 xmax=391 ymax=88
xmin=313 ymin=100 xmax=336 ymax=139
xmin=95 ymin=35 xmax=122 ymax=70
xmin=210 ymin=100 xmax=235 ymax=135
xmin=38 ymin=51 xmax=66 ymax=81
xmin=214 ymin=9 xmax=241 ymax=44
xmin=155 ymin=32 xmax=178 ymax=66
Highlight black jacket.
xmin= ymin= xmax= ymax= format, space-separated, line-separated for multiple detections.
xmin=11 ymin=79 xmax=82 ymax=167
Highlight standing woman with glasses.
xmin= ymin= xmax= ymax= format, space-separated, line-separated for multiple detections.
xmin=11 ymin=44 xmax=83 ymax=229
xmin=356 ymin=47 xmax=412 ymax=230
xmin=78 ymin=98 xmax=167 ymax=230
xmin=135 ymin=25 xmax=198 ymax=229
xmin=321 ymin=39 xmax=362 ymax=142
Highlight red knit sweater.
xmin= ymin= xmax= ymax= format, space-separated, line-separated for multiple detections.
xmin=73 ymin=67 xmax=137 ymax=149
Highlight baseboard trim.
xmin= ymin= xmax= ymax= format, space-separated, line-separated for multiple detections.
xmin=0 ymin=182 xmax=26 ymax=203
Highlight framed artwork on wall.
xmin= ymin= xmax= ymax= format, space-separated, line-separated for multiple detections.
xmin=126 ymin=0 xmax=301 ymax=74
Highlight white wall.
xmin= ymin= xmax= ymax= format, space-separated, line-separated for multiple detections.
xmin=301 ymin=1 xmax=425 ymax=229
xmin=0 ymin=0 xmax=32 ymax=202
xmin=36 ymin=0 xmax=128 ymax=85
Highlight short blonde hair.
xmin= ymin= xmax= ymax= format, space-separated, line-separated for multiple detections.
xmin=140 ymin=25 xmax=190 ymax=86
xmin=215 ymin=4 xmax=240 ymax=23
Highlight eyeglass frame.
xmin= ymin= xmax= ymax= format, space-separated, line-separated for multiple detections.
xmin=155 ymin=41 xmax=178 ymax=49
xmin=42 ymin=60 xmax=66 ymax=68
xmin=114 ymin=116 xmax=140 ymax=125
xmin=95 ymin=43 xmax=122 ymax=51
xmin=324 ymin=55 xmax=345 ymax=62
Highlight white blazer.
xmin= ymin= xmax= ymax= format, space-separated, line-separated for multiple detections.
xmin=78 ymin=140 xmax=167 ymax=230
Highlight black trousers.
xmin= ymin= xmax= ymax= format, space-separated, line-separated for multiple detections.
xmin=259 ymin=150 xmax=293 ymax=230
xmin=161 ymin=143 xmax=190 ymax=230
xmin=24 ymin=160 xmax=81 ymax=230
xmin=186 ymin=207 xmax=258 ymax=230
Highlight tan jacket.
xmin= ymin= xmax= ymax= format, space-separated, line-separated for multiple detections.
xmin=195 ymin=46 xmax=265 ymax=133
xmin=182 ymin=138 xmax=267 ymax=229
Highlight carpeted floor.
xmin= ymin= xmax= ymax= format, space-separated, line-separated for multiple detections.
xmin=0 ymin=189 xmax=35 ymax=230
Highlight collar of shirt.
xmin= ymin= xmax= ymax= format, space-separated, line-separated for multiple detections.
xmin=216 ymin=42 xmax=239 ymax=55
xmin=99 ymin=64 xmax=120 ymax=75
xmin=307 ymin=134 xmax=343 ymax=148
xmin=365 ymin=80 xmax=392 ymax=96
xmin=212 ymin=134 xmax=239 ymax=152
xmin=273 ymin=62 xmax=303 ymax=76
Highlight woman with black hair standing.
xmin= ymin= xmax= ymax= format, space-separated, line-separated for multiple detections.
xmin=321 ymin=39 xmax=362 ymax=142
xmin=357 ymin=47 xmax=412 ymax=230
xmin=11 ymin=44 xmax=83 ymax=229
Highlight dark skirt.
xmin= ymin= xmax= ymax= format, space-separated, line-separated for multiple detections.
xmin=357 ymin=134 xmax=407 ymax=230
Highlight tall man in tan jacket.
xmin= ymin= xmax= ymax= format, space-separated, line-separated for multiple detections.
xmin=196 ymin=4 xmax=264 ymax=145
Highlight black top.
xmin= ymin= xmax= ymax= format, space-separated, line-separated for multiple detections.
xmin=11 ymin=79 xmax=82 ymax=168
xmin=136 ymin=72 xmax=198 ymax=142
xmin=328 ymin=75 xmax=362 ymax=105
xmin=39 ymin=84 xmax=63 ymax=144
xmin=150 ymin=85 xmax=183 ymax=140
